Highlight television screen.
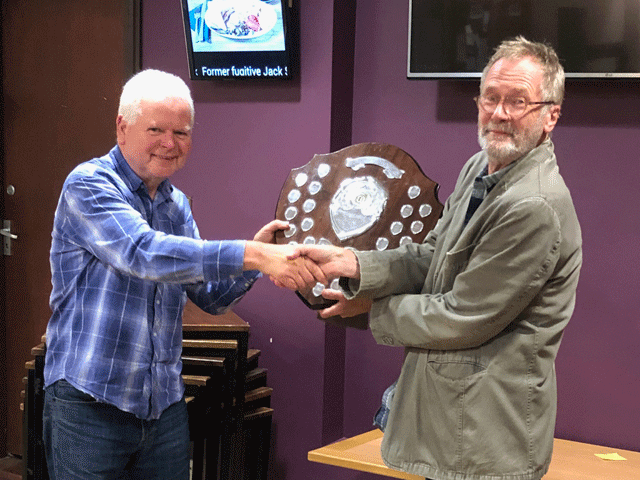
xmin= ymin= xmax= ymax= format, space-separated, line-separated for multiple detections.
xmin=408 ymin=0 xmax=640 ymax=79
xmin=181 ymin=0 xmax=296 ymax=80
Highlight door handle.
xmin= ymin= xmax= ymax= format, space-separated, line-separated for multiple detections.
xmin=0 ymin=228 xmax=18 ymax=240
xmin=2 ymin=220 xmax=17 ymax=255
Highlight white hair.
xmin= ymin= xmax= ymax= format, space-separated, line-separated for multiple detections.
xmin=118 ymin=69 xmax=195 ymax=125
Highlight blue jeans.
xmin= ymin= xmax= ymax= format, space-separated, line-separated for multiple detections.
xmin=43 ymin=380 xmax=190 ymax=480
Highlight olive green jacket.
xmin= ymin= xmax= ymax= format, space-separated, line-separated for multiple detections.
xmin=352 ymin=139 xmax=582 ymax=480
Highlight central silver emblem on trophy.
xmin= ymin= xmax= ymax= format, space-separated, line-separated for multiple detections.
xmin=330 ymin=175 xmax=388 ymax=241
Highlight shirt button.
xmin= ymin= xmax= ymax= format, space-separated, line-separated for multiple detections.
xmin=156 ymin=300 xmax=160 ymax=305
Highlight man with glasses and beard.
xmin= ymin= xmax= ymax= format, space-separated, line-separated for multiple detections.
xmin=290 ymin=36 xmax=583 ymax=480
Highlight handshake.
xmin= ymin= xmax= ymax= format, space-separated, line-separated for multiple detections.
xmin=243 ymin=220 xmax=372 ymax=318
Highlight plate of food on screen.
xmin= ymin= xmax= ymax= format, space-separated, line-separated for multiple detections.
xmin=203 ymin=0 xmax=277 ymax=40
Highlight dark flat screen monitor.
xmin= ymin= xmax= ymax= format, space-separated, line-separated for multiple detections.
xmin=181 ymin=0 xmax=296 ymax=80
xmin=408 ymin=0 xmax=640 ymax=79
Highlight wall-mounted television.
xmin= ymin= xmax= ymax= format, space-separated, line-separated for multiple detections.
xmin=408 ymin=0 xmax=640 ymax=79
xmin=181 ymin=0 xmax=296 ymax=80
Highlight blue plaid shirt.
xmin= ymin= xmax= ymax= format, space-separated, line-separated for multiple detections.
xmin=45 ymin=146 xmax=260 ymax=420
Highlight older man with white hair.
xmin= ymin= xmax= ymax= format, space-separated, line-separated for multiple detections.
xmin=42 ymin=69 xmax=323 ymax=479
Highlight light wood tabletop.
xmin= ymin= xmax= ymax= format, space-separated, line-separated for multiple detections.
xmin=308 ymin=429 xmax=640 ymax=480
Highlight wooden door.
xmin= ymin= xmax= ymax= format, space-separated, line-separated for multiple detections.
xmin=0 ymin=0 xmax=140 ymax=456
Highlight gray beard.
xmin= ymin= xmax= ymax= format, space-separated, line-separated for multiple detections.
xmin=478 ymin=122 xmax=543 ymax=165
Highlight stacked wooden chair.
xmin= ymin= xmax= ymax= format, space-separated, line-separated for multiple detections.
xmin=22 ymin=340 xmax=47 ymax=480
xmin=21 ymin=303 xmax=273 ymax=480
xmin=182 ymin=300 xmax=274 ymax=480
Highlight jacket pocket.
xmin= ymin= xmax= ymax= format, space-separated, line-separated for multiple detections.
xmin=422 ymin=353 xmax=531 ymax=476
xmin=412 ymin=354 xmax=487 ymax=470
xmin=439 ymin=243 xmax=477 ymax=292
xmin=427 ymin=357 xmax=486 ymax=380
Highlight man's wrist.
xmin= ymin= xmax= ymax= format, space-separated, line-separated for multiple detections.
xmin=243 ymin=241 xmax=265 ymax=272
xmin=344 ymin=248 xmax=361 ymax=279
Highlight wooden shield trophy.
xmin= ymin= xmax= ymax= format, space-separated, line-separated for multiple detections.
xmin=275 ymin=143 xmax=443 ymax=313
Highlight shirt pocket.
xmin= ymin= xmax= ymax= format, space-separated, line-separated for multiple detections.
xmin=168 ymin=221 xmax=194 ymax=237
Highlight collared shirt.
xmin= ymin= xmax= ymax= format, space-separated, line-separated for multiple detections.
xmin=463 ymin=161 xmax=515 ymax=225
xmin=45 ymin=146 xmax=260 ymax=420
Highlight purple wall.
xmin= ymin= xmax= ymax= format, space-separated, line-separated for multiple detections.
xmin=142 ymin=0 xmax=640 ymax=478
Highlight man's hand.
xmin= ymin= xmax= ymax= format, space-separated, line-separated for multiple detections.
xmin=318 ymin=288 xmax=372 ymax=319
xmin=288 ymin=245 xmax=360 ymax=280
xmin=243 ymin=241 xmax=327 ymax=291
xmin=253 ymin=219 xmax=289 ymax=244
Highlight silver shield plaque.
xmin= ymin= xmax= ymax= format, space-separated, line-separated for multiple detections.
xmin=275 ymin=143 xmax=443 ymax=311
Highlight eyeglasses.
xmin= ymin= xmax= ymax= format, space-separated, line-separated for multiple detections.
xmin=474 ymin=95 xmax=556 ymax=117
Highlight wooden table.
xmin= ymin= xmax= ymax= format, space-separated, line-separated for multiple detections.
xmin=308 ymin=429 xmax=640 ymax=480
